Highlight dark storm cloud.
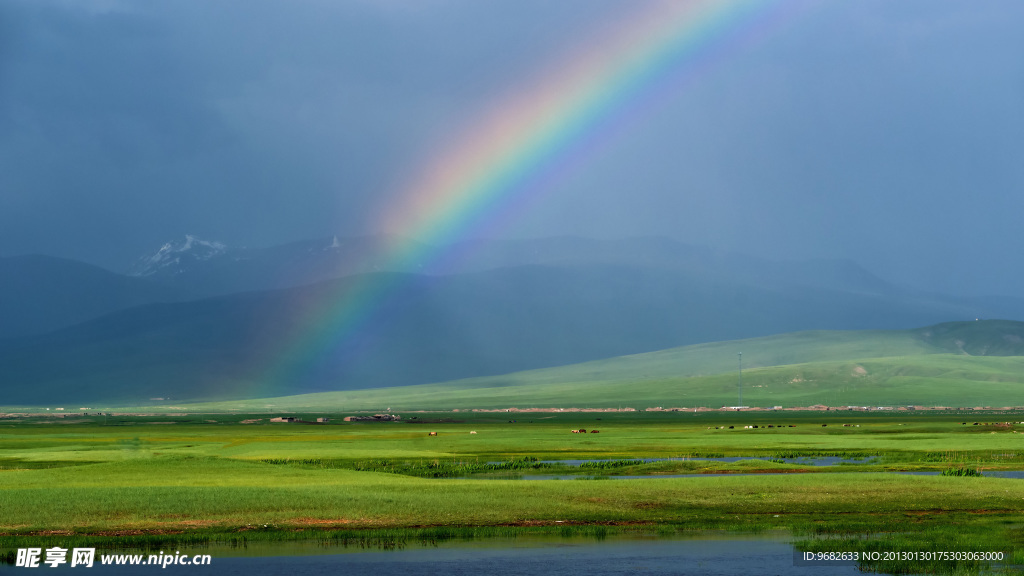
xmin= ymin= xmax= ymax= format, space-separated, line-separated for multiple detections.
xmin=0 ymin=1 xmax=238 ymax=262
xmin=510 ymin=0 xmax=1024 ymax=295
xmin=1 ymin=0 xmax=1022 ymax=296
xmin=0 ymin=0 xmax=622 ymax=268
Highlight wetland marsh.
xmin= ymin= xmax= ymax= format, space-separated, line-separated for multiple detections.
xmin=1 ymin=411 xmax=1023 ymax=574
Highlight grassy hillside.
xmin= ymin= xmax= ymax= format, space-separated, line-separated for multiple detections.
xmin=86 ymin=320 xmax=1024 ymax=412
xmin=915 ymin=319 xmax=1024 ymax=355
xmin=2 ymin=264 xmax=996 ymax=405
xmin=150 ymin=354 xmax=1024 ymax=412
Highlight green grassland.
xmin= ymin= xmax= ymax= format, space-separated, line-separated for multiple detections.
xmin=61 ymin=321 xmax=1017 ymax=414
xmin=3 ymin=413 xmax=1024 ymax=573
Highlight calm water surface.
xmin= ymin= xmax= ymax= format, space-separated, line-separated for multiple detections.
xmin=983 ymin=470 xmax=1024 ymax=479
xmin=42 ymin=534 xmax=866 ymax=576
xmin=527 ymin=456 xmax=876 ymax=466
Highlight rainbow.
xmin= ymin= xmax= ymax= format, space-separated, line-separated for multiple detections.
xmin=261 ymin=0 xmax=793 ymax=391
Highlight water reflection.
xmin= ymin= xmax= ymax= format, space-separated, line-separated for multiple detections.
xmin=501 ymin=469 xmax=1024 ymax=481
xmin=62 ymin=534 xmax=865 ymax=576
xmin=982 ymin=470 xmax=1024 ymax=479
xmin=524 ymin=456 xmax=876 ymax=466
xmin=518 ymin=473 xmax=792 ymax=480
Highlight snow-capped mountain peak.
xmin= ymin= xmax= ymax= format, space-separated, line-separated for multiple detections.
xmin=129 ymin=235 xmax=228 ymax=277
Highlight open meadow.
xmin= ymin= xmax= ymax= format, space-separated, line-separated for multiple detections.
xmin=2 ymin=411 xmax=1024 ymax=573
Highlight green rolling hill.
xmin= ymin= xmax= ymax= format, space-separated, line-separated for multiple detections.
xmin=89 ymin=320 xmax=1024 ymax=412
xmin=5 ymin=262 xmax=1005 ymax=405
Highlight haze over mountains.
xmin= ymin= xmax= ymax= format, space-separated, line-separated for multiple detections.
xmin=123 ymin=234 xmax=903 ymax=298
xmin=0 ymin=255 xmax=193 ymax=339
xmin=2 ymin=235 xmax=1023 ymax=405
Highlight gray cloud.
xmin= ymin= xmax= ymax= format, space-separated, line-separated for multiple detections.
xmin=2 ymin=0 xmax=1023 ymax=296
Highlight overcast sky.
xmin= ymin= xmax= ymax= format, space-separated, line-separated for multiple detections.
xmin=1 ymin=0 xmax=1022 ymax=296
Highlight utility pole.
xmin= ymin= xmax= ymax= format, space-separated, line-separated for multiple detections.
xmin=738 ymin=352 xmax=743 ymax=409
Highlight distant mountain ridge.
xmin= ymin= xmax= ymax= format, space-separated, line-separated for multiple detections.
xmin=125 ymin=234 xmax=901 ymax=298
xmin=1 ymin=262 xmax=1021 ymax=405
xmin=126 ymin=234 xmax=424 ymax=296
xmin=3 ymin=235 xmax=1024 ymax=405
xmin=0 ymin=234 xmax=946 ymax=340
xmin=0 ymin=255 xmax=192 ymax=339
xmin=129 ymin=235 xmax=227 ymax=278
xmin=442 ymin=236 xmax=900 ymax=297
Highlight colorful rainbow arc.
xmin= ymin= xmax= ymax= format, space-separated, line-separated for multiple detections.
xmin=261 ymin=0 xmax=790 ymax=391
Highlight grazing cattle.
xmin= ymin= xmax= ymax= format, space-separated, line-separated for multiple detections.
xmin=728 ymin=426 xmax=734 ymax=429
xmin=428 ymin=432 xmax=437 ymax=436
xmin=821 ymin=424 xmax=827 ymax=427
xmin=579 ymin=429 xmax=588 ymax=433
xmin=590 ymin=430 xmax=600 ymax=434
xmin=571 ymin=429 xmax=580 ymax=433
xmin=470 ymin=431 xmax=477 ymax=434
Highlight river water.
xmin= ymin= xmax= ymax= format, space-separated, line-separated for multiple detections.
xmin=38 ymin=534 xmax=867 ymax=576
xmin=534 ymin=456 xmax=877 ymax=466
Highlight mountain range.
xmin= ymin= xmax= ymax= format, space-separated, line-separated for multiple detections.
xmin=1 ymin=235 xmax=1023 ymax=405
xmin=125 ymin=234 xmax=901 ymax=298
xmin=0 ymin=255 xmax=192 ymax=339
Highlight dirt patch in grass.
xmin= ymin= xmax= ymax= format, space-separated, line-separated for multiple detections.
xmin=285 ymin=518 xmax=356 ymax=527
xmin=154 ymin=520 xmax=220 ymax=528
xmin=11 ymin=529 xmax=187 ymax=537
xmin=493 ymin=520 xmax=655 ymax=527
